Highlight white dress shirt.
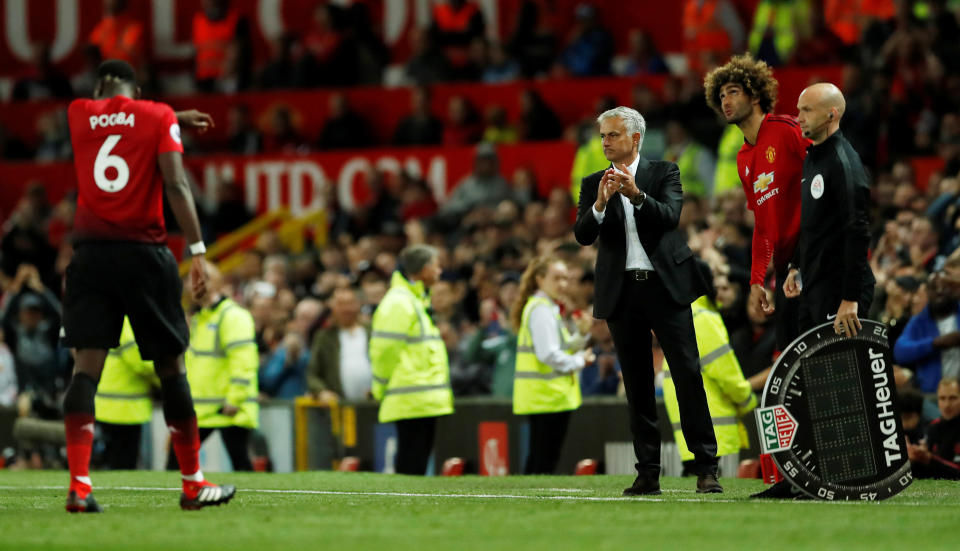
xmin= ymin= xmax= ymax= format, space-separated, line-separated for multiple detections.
xmin=590 ymin=154 xmax=656 ymax=271
xmin=528 ymin=291 xmax=590 ymax=373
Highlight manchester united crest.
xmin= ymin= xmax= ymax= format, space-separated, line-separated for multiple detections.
xmin=766 ymin=146 xmax=776 ymax=164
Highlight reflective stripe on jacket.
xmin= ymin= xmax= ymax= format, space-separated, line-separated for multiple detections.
xmin=369 ymin=271 xmax=453 ymax=423
xmin=513 ymin=295 xmax=582 ymax=415
xmin=186 ymin=297 xmax=259 ymax=428
xmin=663 ymin=296 xmax=757 ymax=459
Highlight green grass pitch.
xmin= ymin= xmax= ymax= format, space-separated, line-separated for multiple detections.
xmin=0 ymin=471 xmax=956 ymax=550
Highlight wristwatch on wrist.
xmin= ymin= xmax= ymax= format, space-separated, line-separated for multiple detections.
xmin=630 ymin=190 xmax=646 ymax=207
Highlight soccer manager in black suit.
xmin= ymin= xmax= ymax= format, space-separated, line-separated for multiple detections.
xmin=574 ymin=106 xmax=721 ymax=494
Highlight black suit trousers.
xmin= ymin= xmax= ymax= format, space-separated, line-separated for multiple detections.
xmin=606 ymin=273 xmax=718 ymax=476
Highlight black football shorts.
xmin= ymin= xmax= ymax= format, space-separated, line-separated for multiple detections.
xmin=63 ymin=241 xmax=189 ymax=360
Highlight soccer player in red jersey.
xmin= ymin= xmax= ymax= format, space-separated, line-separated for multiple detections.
xmin=62 ymin=59 xmax=233 ymax=512
xmin=704 ymin=54 xmax=812 ymax=500
xmin=704 ymin=54 xmax=811 ymax=353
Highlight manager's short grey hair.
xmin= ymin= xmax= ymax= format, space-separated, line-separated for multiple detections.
xmin=398 ymin=244 xmax=439 ymax=277
xmin=597 ymin=106 xmax=646 ymax=152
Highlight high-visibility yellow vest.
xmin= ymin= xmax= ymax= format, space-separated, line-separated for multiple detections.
xmin=714 ymin=124 xmax=743 ymax=195
xmin=570 ymin=135 xmax=609 ymax=204
xmin=95 ymin=317 xmax=158 ymax=425
xmin=670 ymin=141 xmax=711 ymax=197
xmin=513 ymin=295 xmax=582 ymax=415
xmin=663 ymin=296 xmax=757 ymax=460
xmin=185 ymin=297 xmax=259 ymax=429
xmin=369 ymin=272 xmax=454 ymax=424
xmin=748 ymin=0 xmax=811 ymax=64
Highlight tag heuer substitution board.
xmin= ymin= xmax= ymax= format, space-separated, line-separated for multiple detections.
xmin=755 ymin=320 xmax=913 ymax=501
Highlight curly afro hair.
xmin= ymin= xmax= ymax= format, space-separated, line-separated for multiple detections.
xmin=703 ymin=54 xmax=778 ymax=117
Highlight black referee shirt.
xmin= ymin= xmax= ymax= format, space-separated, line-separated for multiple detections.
xmin=794 ymin=130 xmax=875 ymax=300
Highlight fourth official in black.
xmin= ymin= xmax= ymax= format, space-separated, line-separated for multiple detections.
xmin=784 ymin=83 xmax=875 ymax=337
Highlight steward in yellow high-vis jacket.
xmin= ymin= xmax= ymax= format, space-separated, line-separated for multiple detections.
xmin=370 ymin=245 xmax=453 ymax=475
xmin=171 ymin=263 xmax=259 ymax=472
xmin=96 ymin=317 xmax=159 ymax=469
xmin=511 ymin=257 xmax=594 ymax=474
xmin=663 ymin=295 xmax=757 ymax=472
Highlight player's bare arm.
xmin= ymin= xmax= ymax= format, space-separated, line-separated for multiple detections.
xmin=175 ymin=110 xmax=214 ymax=133
xmin=158 ymin=151 xmax=208 ymax=300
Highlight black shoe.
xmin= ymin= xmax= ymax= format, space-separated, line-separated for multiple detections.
xmin=180 ymin=482 xmax=236 ymax=510
xmin=750 ymin=480 xmax=799 ymax=499
xmin=696 ymin=472 xmax=723 ymax=494
xmin=623 ymin=475 xmax=661 ymax=496
xmin=65 ymin=491 xmax=102 ymax=513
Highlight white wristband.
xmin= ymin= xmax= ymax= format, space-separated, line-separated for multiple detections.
xmin=189 ymin=241 xmax=206 ymax=256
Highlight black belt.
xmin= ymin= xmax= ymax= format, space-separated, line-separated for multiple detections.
xmin=625 ymin=269 xmax=655 ymax=281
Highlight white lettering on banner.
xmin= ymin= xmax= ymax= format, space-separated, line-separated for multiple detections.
xmin=194 ymin=155 xmax=451 ymax=214
xmin=201 ymin=162 xmax=237 ymax=205
xmin=152 ymin=0 xmax=193 ymax=58
xmin=376 ymin=157 xmax=403 ymax=180
xmin=384 ymin=0 xmax=409 ymax=45
xmin=339 ymin=158 xmax=371 ymax=213
xmin=429 ymin=156 xmax=448 ymax=202
xmin=258 ymin=0 xmax=284 ymax=40
xmin=288 ymin=161 xmax=327 ymax=215
xmin=404 ymin=158 xmax=423 ymax=180
xmin=5 ymin=0 xmax=78 ymax=62
xmin=245 ymin=162 xmax=260 ymax=213
xmin=262 ymin=162 xmax=286 ymax=212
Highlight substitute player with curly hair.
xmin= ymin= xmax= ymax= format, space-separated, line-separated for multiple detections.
xmin=704 ymin=54 xmax=810 ymax=355
xmin=705 ymin=54 xmax=810 ymax=500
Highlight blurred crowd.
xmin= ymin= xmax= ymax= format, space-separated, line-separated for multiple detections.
xmin=3 ymin=0 xmax=960 ymax=472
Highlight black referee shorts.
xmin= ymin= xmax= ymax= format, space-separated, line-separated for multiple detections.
xmin=63 ymin=241 xmax=189 ymax=361
xmin=797 ymin=279 xmax=874 ymax=334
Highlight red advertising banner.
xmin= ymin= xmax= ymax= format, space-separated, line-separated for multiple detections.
xmin=478 ymin=421 xmax=509 ymax=476
xmin=0 ymin=65 xmax=842 ymax=150
xmin=0 ymin=0 xmax=694 ymax=78
xmin=0 ymin=140 xmax=576 ymax=220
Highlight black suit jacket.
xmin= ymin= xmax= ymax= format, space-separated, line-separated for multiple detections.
xmin=574 ymin=156 xmax=706 ymax=319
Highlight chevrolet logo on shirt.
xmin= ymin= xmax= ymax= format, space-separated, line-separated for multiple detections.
xmin=753 ymin=171 xmax=774 ymax=193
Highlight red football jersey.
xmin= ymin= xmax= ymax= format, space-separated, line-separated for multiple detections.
xmin=68 ymin=95 xmax=183 ymax=243
xmin=737 ymin=114 xmax=811 ymax=285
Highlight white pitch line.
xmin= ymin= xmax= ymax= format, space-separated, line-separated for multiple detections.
xmin=0 ymin=485 xmax=734 ymax=503
xmin=0 ymin=486 xmax=931 ymax=506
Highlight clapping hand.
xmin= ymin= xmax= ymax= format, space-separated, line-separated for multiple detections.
xmin=612 ymin=163 xmax=640 ymax=199
xmin=595 ymin=169 xmax=619 ymax=211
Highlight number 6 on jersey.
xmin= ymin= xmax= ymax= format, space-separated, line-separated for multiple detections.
xmin=94 ymin=135 xmax=129 ymax=192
